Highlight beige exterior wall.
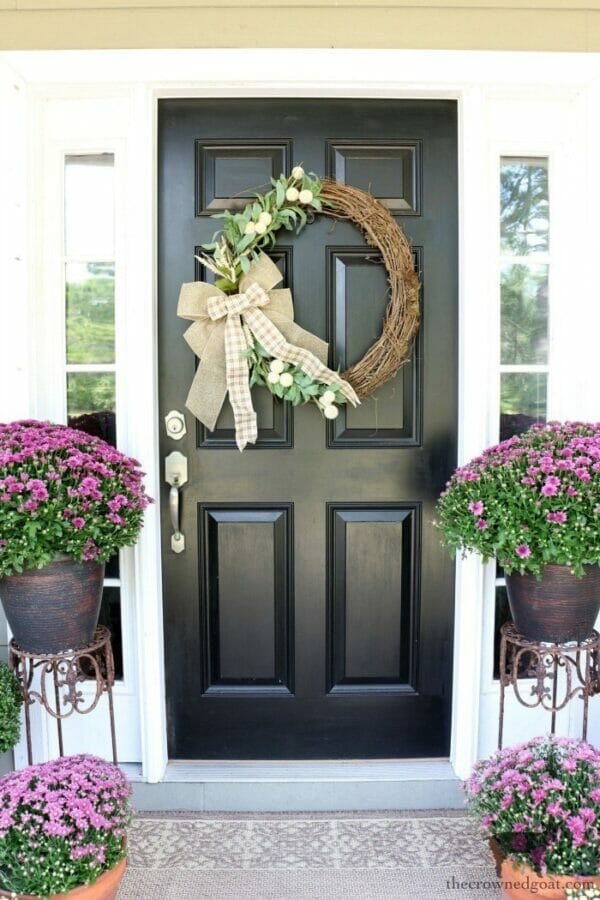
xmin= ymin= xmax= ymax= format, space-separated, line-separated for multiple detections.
xmin=2 ymin=2 xmax=600 ymax=52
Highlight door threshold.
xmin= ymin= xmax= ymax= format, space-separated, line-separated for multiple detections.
xmin=163 ymin=758 xmax=455 ymax=782
xmin=133 ymin=758 xmax=463 ymax=811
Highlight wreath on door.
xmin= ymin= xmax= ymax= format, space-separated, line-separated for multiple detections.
xmin=178 ymin=168 xmax=420 ymax=450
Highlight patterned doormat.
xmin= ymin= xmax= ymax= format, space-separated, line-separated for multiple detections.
xmin=119 ymin=811 xmax=502 ymax=899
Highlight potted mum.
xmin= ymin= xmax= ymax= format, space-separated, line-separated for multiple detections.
xmin=436 ymin=422 xmax=600 ymax=642
xmin=0 ymin=662 xmax=21 ymax=754
xmin=0 ymin=420 xmax=151 ymax=654
xmin=465 ymin=736 xmax=600 ymax=900
xmin=0 ymin=754 xmax=131 ymax=899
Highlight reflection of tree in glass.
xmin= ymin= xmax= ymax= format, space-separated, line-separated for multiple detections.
xmin=501 ymin=264 xmax=548 ymax=365
xmin=66 ymin=262 xmax=115 ymax=364
xmin=501 ymin=163 xmax=549 ymax=256
xmin=500 ymin=373 xmax=547 ymax=441
xmin=67 ymin=372 xmax=115 ymax=419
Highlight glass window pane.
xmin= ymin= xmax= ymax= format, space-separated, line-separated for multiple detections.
xmin=67 ymin=372 xmax=116 ymax=433
xmin=66 ymin=262 xmax=115 ymax=364
xmin=500 ymin=372 xmax=547 ymax=442
xmin=65 ymin=154 xmax=115 ymax=259
xmin=105 ymin=553 xmax=120 ymax=579
xmin=493 ymin=584 xmax=511 ymax=679
xmin=500 ymin=263 xmax=548 ymax=365
xmin=67 ymin=409 xmax=117 ymax=447
xmin=493 ymin=584 xmax=533 ymax=680
xmin=500 ymin=158 xmax=549 ymax=256
xmin=81 ymin=586 xmax=123 ymax=681
xmin=99 ymin=586 xmax=123 ymax=680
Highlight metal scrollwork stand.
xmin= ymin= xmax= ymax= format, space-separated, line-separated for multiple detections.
xmin=498 ymin=622 xmax=600 ymax=749
xmin=9 ymin=626 xmax=118 ymax=765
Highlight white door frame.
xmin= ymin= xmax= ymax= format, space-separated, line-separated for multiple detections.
xmin=2 ymin=48 xmax=597 ymax=785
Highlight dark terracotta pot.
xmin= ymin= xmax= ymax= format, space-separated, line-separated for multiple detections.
xmin=489 ymin=836 xmax=505 ymax=877
xmin=505 ymin=564 xmax=600 ymax=643
xmin=0 ymin=555 xmax=105 ymax=653
xmin=500 ymin=857 xmax=600 ymax=899
xmin=0 ymin=856 xmax=126 ymax=900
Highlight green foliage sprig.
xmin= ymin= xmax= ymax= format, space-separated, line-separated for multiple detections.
xmin=196 ymin=166 xmax=324 ymax=292
xmin=0 ymin=663 xmax=21 ymax=754
xmin=243 ymin=340 xmax=346 ymax=419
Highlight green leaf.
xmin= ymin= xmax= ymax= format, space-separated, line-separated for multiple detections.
xmin=215 ymin=277 xmax=237 ymax=292
xmin=239 ymin=255 xmax=251 ymax=274
xmin=237 ymin=233 xmax=256 ymax=252
xmin=276 ymin=181 xmax=285 ymax=207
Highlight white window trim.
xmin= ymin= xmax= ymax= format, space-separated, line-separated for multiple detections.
xmin=3 ymin=49 xmax=600 ymax=783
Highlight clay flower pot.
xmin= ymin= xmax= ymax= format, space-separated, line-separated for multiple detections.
xmin=501 ymin=858 xmax=600 ymax=900
xmin=505 ymin=564 xmax=600 ymax=643
xmin=0 ymin=856 xmax=126 ymax=900
xmin=0 ymin=555 xmax=105 ymax=654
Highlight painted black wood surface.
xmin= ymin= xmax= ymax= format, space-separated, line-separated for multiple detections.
xmin=158 ymin=99 xmax=458 ymax=759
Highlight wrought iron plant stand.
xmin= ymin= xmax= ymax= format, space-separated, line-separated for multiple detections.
xmin=498 ymin=622 xmax=600 ymax=748
xmin=9 ymin=626 xmax=117 ymax=765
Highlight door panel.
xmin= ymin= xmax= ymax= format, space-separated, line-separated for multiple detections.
xmin=158 ymin=98 xmax=458 ymax=759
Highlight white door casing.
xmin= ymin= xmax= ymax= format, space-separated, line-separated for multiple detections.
xmin=1 ymin=49 xmax=599 ymax=784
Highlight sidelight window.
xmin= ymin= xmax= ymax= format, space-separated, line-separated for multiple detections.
xmin=494 ymin=157 xmax=550 ymax=675
xmin=63 ymin=154 xmax=122 ymax=678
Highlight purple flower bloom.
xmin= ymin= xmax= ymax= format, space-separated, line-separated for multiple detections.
xmin=541 ymin=475 xmax=561 ymax=496
xmin=464 ymin=736 xmax=600 ymax=873
xmin=567 ymin=815 xmax=588 ymax=847
xmin=547 ymin=511 xmax=567 ymax=524
xmin=476 ymin=518 xmax=488 ymax=530
xmin=0 ymin=754 xmax=131 ymax=896
xmin=0 ymin=420 xmax=152 ymax=578
xmin=437 ymin=421 xmax=600 ymax=576
xmin=511 ymin=833 xmax=528 ymax=851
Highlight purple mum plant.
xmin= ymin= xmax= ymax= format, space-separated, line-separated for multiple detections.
xmin=0 ymin=754 xmax=132 ymax=896
xmin=0 ymin=420 xmax=152 ymax=578
xmin=436 ymin=422 xmax=600 ymax=576
xmin=465 ymin=736 xmax=600 ymax=876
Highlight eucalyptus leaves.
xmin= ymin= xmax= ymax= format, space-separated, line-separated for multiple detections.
xmin=197 ymin=167 xmax=323 ymax=293
xmin=244 ymin=340 xmax=348 ymax=420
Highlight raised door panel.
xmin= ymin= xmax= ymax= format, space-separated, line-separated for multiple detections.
xmin=199 ymin=505 xmax=293 ymax=694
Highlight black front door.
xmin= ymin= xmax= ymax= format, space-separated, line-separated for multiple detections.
xmin=158 ymin=98 xmax=458 ymax=759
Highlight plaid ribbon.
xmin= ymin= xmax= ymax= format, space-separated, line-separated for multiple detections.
xmin=178 ymin=254 xmax=359 ymax=451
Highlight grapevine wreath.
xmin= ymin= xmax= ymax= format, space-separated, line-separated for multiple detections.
xmin=177 ymin=168 xmax=420 ymax=450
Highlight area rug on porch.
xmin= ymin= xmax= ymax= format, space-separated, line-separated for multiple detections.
xmin=119 ymin=810 xmax=502 ymax=899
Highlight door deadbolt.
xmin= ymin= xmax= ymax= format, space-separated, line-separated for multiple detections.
xmin=165 ymin=409 xmax=187 ymax=440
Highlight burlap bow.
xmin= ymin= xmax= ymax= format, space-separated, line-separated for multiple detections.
xmin=178 ymin=253 xmax=359 ymax=450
